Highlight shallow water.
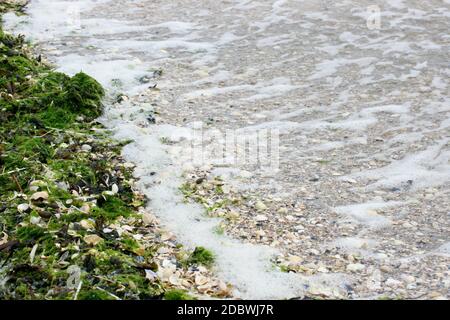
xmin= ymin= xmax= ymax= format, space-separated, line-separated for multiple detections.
xmin=5 ymin=0 xmax=450 ymax=298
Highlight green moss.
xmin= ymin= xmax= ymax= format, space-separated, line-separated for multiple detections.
xmin=120 ymin=236 xmax=140 ymax=251
xmin=66 ymin=72 xmax=104 ymax=118
xmin=164 ymin=289 xmax=195 ymax=300
xmin=77 ymin=289 xmax=116 ymax=300
xmin=92 ymin=195 xmax=133 ymax=221
xmin=113 ymin=273 xmax=164 ymax=299
xmin=16 ymin=225 xmax=47 ymax=242
xmin=37 ymin=104 xmax=77 ymax=128
xmin=279 ymin=265 xmax=290 ymax=273
xmin=16 ymin=136 xmax=53 ymax=163
xmin=186 ymin=246 xmax=215 ymax=267
xmin=50 ymin=159 xmax=97 ymax=186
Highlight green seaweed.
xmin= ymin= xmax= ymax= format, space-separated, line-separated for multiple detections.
xmin=186 ymin=246 xmax=215 ymax=267
xmin=164 ymin=289 xmax=195 ymax=300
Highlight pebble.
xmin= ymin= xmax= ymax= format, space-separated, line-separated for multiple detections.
xmin=255 ymin=214 xmax=268 ymax=222
xmin=17 ymin=203 xmax=30 ymax=213
xmin=380 ymin=265 xmax=393 ymax=273
xmin=30 ymin=216 xmax=41 ymax=225
xmin=317 ymin=266 xmax=329 ymax=273
xmin=277 ymin=207 xmax=288 ymax=214
xmin=84 ymin=234 xmax=104 ymax=246
xmin=346 ymin=263 xmax=365 ymax=272
xmin=255 ymin=201 xmax=268 ymax=211
xmin=385 ymin=278 xmax=402 ymax=288
xmin=111 ymin=183 xmax=119 ymax=194
xmin=142 ymin=213 xmax=156 ymax=225
xmin=81 ymin=144 xmax=92 ymax=152
xmin=80 ymin=219 xmax=95 ymax=230
xmin=80 ymin=203 xmax=90 ymax=213
xmin=401 ymin=275 xmax=415 ymax=283
xmin=226 ymin=211 xmax=240 ymax=219
xmin=287 ymin=255 xmax=302 ymax=265
xmin=30 ymin=191 xmax=49 ymax=201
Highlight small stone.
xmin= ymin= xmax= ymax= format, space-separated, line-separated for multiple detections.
xmin=317 ymin=266 xmax=329 ymax=273
xmin=380 ymin=265 xmax=393 ymax=273
xmin=145 ymin=269 xmax=158 ymax=282
xmin=159 ymin=267 xmax=174 ymax=281
xmin=81 ymin=144 xmax=92 ymax=152
xmin=17 ymin=203 xmax=30 ymax=213
xmin=346 ymin=263 xmax=365 ymax=272
xmin=38 ymin=211 xmax=52 ymax=219
xmin=111 ymin=184 xmax=119 ymax=194
xmin=142 ymin=213 xmax=156 ymax=225
xmin=161 ymin=232 xmax=173 ymax=241
xmin=385 ymin=278 xmax=402 ymax=288
xmin=80 ymin=203 xmax=90 ymax=213
xmin=30 ymin=191 xmax=49 ymax=201
xmin=402 ymin=222 xmax=414 ymax=228
xmin=255 ymin=229 xmax=266 ymax=237
xmin=197 ymin=284 xmax=212 ymax=293
xmin=287 ymin=255 xmax=302 ymax=265
xmin=56 ymin=181 xmax=69 ymax=191
xmin=30 ymin=216 xmax=41 ymax=225
xmin=255 ymin=201 xmax=267 ymax=211
xmin=308 ymin=284 xmax=333 ymax=297
xmin=226 ymin=211 xmax=240 ymax=219
xmin=80 ymin=219 xmax=95 ymax=230
xmin=0 ymin=232 xmax=8 ymax=246
xmin=30 ymin=180 xmax=46 ymax=187
xmin=401 ymin=275 xmax=415 ymax=283
xmin=195 ymin=275 xmax=209 ymax=286
xmin=343 ymin=178 xmax=357 ymax=184
xmin=169 ymin=275 xmax=181 ymax=286
xmin=428 ymin=291 xmax=444 ymax=299
xmin=157 ymin=247 xmax=170 ymax=254
xmin=255 ymin=214 xmax=268 ymax=222
xmin=346 ymin=254 xmax=355 ymax=262
xmin=277 ymin=207 xmax=288 ymax=214
xmin=84 ymin=234 xmax=103 ymax=246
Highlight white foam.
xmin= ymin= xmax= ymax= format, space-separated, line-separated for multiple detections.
xmin=332 ymin=237 xmax=378 ymax=251
xmin=435 ymin=242 xmax=450 ymax=257
xmin=348 ymin=139 xmax=450 ymax=191
xmin=308 ymin=57 xmax=377 ymax=80
xmin=334 ymin=200 xmax=402 ymax=229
